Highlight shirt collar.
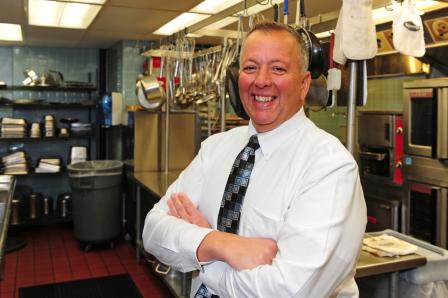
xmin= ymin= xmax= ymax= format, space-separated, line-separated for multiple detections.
xmin=248 ymin=108 xmax=307 ymax=160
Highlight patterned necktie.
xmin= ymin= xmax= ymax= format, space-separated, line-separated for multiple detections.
xmin=195 ymin=134 xmax=260 ymax=298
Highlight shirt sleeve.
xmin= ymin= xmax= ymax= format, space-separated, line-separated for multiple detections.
xmin=142 ymin=142 xmax=214 ymax=273
xmin=200 ymin=146 xmax=367 ymax=297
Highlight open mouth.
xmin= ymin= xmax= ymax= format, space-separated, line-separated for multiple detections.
xmin=254 ymin=95 xmax=276 ymax=103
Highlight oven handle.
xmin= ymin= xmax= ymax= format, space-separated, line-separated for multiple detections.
xmin=359 ymin=151 xmax=386 ymax=161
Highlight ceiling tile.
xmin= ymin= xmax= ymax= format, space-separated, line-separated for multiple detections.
xmin=0 ymin=0 xmax=26 ymax=24
xmin=82 ymin=30 xmax=149 ymax=48
xmin=90 ymin=6 xmax=179 ymax=34
xmin=106 ymin=0 xmax=203 ymax=12
xmin=23 ymin=26 xmax=84 ymax=47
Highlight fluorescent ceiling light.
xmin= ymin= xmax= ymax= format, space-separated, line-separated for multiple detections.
xmin=315 ymin=31 xmax=331 ymax=39
xmin=0 ymin=23 xmax=23 ymax=41
xmin=191 ymin=0 xmax=242 ymax=14
xmin=63 ymin=0 xmax=106 ymax=3
xmin=202 ymin=17 xmax=238 ymax=30
xmin=154 ymin=13 xmax=209 ymax=35
xmin=28 ymin=0 xmax=102 ymax=29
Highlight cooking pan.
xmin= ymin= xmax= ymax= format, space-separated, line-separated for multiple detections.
xmin=297 ymin=0 xmax=324 ymax=79
xmin=305 ymin=74 xmax=330 ymax=111
xmin=226 ymin=60 xmax=249 ymax=120
xmin=135 ymin=75 xmax=165 ymax=111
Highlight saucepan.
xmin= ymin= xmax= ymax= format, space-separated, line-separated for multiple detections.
xmin=296 ymin=0 xmax=324 ymax=79
xmin=226 ymin=60 xmax=249 ymax=120
xmin=305 ymin=74 xmax=330 ymax=111
xmin=135 ymin=75 xmax=165 ymax=111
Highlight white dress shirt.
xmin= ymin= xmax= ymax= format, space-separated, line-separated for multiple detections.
xmin=143 ymin=108 xmax=367 ymax=298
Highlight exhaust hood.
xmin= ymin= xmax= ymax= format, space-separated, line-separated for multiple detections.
xmin=368 ymin=7 xmax=448 ymax=77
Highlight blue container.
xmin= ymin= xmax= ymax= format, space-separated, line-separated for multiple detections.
xmin=101 ymin=94 xmax=112 ymax=126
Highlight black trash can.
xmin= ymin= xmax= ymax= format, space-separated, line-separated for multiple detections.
xmin=67 ymin=160 xmax=123 ymax=250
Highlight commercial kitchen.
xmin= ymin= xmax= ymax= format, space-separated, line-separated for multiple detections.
xmin=0 ymin=0 xmax=448 ymax=297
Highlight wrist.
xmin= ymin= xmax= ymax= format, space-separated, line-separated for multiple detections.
xmin=197 ymin=231 xmax=233 ymax=262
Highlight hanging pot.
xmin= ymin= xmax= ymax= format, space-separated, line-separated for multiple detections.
xmin=136 ymin=75 xmax=165 ymax=111
xmin=305 ymin=74 xmax=330 ymax=110
xmin=297 ymin=0 xmax=324 ymax=79
xmin=225 ymin=60 xmax=249 ymax=120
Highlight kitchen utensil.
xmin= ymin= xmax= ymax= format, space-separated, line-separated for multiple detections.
xmin=327 ymin=32 xmax=341 ymax=107
xmin=297 ymin=0 xmax=324 ymax=79
xmin=57 ymin=193 xmax=72 ymax=218
xmin=42 ymin=195 xmax=53 ymax=216
xmin=226 ymin=60 xmax=249 ymax=120
xmin=10 ymin=199 xmax=21 ymax=225
xmin=305 ymin=74 xmax=329 ymax=111
xmin=136 ymin=74 xmax=165 ymax=111
xmin=70 ymin=122 xmax=92 ymax=136
xmin=28 ymin=192 xmax=43 ymax=220
xmin=283 ymin=0 xmax=289 ymax=24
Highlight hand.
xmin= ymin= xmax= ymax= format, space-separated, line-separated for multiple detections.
xmin=167 ymin=192 xmax=211 ymax=228
xmin=197 ymin=231 xmax=278 ymax=270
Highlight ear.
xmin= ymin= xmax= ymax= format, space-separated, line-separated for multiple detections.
xmin=299 ymin=71 xmax=312 ymax=102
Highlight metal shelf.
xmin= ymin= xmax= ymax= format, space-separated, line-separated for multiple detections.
xmin=7 ymin=85 xmax=96 ymax=92
xmin=0 ymin=101 xmax=96 ymax=109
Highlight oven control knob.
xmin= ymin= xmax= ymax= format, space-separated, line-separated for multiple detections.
xmin=396 ymin=127 xmax=403 ymax=134
xmin=396 ymin=161 xmax=402 ymax=168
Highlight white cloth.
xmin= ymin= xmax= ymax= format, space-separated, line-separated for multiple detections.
xmin=143 ymin=108 xmax=367 ymax=298
xmin=392 ymin=1 xmax=426 ymax=57
xmin=363 ymin=234 xmax=418 ymax=256
xmin=333 ymin=0 xmax=377 ymax=64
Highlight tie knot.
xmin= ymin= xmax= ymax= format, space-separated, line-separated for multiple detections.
xmin=247 ymin=135 xmax=260 ymax=151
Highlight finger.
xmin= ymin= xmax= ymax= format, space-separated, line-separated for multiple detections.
xmin=173 ymin=196 xmax=189 ymax=219
xmin=182 ymin=200 xmax=198 ymax=217
xmin=167 ymin=199 xmax=178 ymax=217
xmin=177 ymin=193 xmax=197 ymax=216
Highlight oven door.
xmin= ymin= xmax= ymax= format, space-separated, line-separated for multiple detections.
xmin=403 ymin=87 xmax=448 ymax=159
xmin=405 ymin=182 xmax=447 ymax=248
xmin=359 ymin=146 xmax=393 ymax=181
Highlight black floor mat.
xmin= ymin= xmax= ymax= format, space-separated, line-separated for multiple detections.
xmin=19 ymin=274 xmax=142 ymax=298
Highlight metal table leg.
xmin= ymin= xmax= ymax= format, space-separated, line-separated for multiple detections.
xmin=389 ymin=272 xmax=400 ymax=298
xmin=136 ymin=184 xmax=141 ymax=263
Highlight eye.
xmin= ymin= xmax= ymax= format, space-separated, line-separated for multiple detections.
xmin=272 ymin=66 xmax=286 ymax=74
xmin=242 ymin=65 xmax=257 ymax=73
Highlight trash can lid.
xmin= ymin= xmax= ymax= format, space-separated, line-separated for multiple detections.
xmin=67 ymin=160 xmax=123 ymax=177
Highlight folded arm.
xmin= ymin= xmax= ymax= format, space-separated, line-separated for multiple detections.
xmin=200 ymin=156 xmax=367 ymax=297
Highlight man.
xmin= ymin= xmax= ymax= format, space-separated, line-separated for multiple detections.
xmin=143 ymin=21 xmax=367 ymax=297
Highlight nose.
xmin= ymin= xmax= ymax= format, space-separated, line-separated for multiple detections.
xmin=254 ymin=66 xmax=272 ymax=88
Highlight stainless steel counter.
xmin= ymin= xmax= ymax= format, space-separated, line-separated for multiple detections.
xmin=132 ymin=171 xmax=189 ymax=298
xmin=356 ymin=250 xmax=426 ymax=278
xmin=133 ymin=170 xmax=181 ymax=197
xmin=131 ymin=171 xmax=427 ymax=298
xmin=0 ymin=175 xmax=15 ymax=280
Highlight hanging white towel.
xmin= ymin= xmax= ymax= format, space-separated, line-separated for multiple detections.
xmin=341 ymin=0 xmax=377 ymax=60
xmin=333 ymin=7 xmax=347 ymax=65
xmin=393 ymin=1 xmax=426 ymax=57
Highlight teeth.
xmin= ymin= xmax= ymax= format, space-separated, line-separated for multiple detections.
xmin=255 ymin=96 xmax=274 ymax=102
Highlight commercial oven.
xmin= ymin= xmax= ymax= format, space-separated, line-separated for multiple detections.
xmin=358 ymin=112 xmax=404 ymax=232
xmin=358 ymin=111 xmax=404 ymax=185
xmin=403 ymin=78 xmax=448 ymax=159
xmin=403 ymin=155 xmax=448 ymax=248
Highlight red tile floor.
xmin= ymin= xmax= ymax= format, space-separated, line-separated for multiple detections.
xmin=0 ymin=224 xmax=174 ymax=298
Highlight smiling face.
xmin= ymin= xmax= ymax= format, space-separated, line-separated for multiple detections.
xmin=239 ymin=29 xmax=311 ymax=133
